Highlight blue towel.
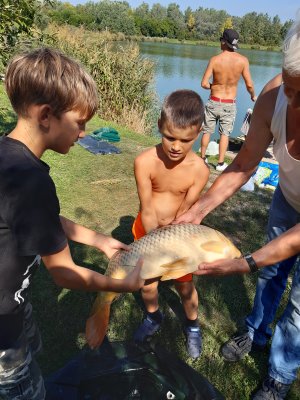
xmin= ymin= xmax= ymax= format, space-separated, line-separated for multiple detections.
xmin=77 ymin=136 xmax=121 ymax=155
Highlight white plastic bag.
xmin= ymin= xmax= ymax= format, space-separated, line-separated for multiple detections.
xmin=240 ymin=176 xmax=255 ymax=192
xmin=205 ymin=141 xmax=219 ymax=156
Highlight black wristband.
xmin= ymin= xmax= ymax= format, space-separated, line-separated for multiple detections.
xmin=244 ymin=254 xmax=259 ymax=273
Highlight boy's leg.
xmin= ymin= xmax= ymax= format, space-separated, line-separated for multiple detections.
xmin=175 ymin=280 xmax=202 ymax=358
xmin=174 ymin=280 xmax=198 ymax=320
xmin=134 ymin=281 xmax=163 ymax=343
xmin=141 ymin=280 xmax=160 ymax=313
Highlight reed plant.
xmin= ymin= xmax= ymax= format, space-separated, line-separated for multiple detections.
xmin=44 ymin=24 xmax=157 ymax=135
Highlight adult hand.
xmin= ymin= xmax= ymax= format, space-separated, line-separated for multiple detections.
xmin=96 ymin=234 xmax=130 ymax=259
xmin=172 ymin=201 xmax=206 ymax=224
xmin=122 ymin=258 xmax=145 ymax=291
xmin=251 ymin=95 xmax=257 ymax=102
xmin=194 ymin=257 xmax=251 ymax=276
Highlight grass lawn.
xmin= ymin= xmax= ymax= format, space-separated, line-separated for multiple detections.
xmin=1 ymin=87 xmax=299 ymax=399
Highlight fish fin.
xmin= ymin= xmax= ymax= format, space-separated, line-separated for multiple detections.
xmin=160 ymin=257 xmax=192 ymax=281
xmin=85 ymin=296 xmax=116 ymax=349
xmin=200 ymin=241 xmax=228 ymax=254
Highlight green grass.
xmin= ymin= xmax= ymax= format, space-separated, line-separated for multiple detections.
xmin=1 ymin=88 xmax=299 ymax=399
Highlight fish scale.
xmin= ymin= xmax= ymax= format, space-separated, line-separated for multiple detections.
xmin=108 ymin=224 xmax=237 ymax=279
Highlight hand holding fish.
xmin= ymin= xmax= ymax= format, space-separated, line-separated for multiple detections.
xmin=173 ymin=201 xmax=208 ymax=224
xmin=120 ymin=258 xmax=145 ymax=292
xmin=195 ymin=257 xmax=250 ymax=276
xmin=95 ymin=234 xmax=130 ymax=259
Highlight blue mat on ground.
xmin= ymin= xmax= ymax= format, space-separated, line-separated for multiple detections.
xmin=77 ymin=135 xmax=121 ymax=155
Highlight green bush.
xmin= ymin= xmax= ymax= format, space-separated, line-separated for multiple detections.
xmin=45 ymin=24 xmax=157 ymax=135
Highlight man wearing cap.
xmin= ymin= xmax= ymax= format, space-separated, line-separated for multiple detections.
xmin=200 ymin=28 xmax=256 ymax=171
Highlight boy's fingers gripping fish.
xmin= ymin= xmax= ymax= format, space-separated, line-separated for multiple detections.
xmin=85 ymin=223 xmax=241 ymax=349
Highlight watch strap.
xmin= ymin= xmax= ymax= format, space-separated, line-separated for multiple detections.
xmin=244 ymin=254 xmax=258 ymax=273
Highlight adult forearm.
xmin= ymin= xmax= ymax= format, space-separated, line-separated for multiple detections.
xmin=247 ymin=84 xmax=256 ymax=100
xmin=198 ymin=166 xmax=253 ymax=217
xmin=252 ymin=224 xmax=300 ymax=268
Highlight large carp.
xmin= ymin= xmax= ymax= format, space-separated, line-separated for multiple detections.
xmin=86 ymin=223 xmax=241 ymax=348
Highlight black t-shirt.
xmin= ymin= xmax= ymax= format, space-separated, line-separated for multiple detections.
xmin=0 ymin=136 xmax=68 ymax=348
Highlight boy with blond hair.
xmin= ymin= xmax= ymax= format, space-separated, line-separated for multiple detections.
xmin=0 ymin=47 xmax=143 ymax=400
xmin=132 ymin=89 xmax=209 ymax=358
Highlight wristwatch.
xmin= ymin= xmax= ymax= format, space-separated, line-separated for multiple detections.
xmin=244 ymin=254 xmax=259 ymax=273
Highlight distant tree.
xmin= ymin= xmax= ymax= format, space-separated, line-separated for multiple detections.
xmin=49 ymin=2 xmax=91 ymax=26
xmin=185 ymin=7 xmax=196 ymax=35
xmin=194 ymin=8 xmax=229 ymax=41
xmin=85 ymin=1 xmax=137 ymax=35
xmin=150 ymin=3 xmax=167 ymax=21
xmin=267 ymin=15 xmax=282 ymax=46
xmin=281 ymin=19 xmax=293 ymax=41
xmin=43 ymin=1 xmax=289 ymax=47
xmin=134 ymin=2 xmax=149 ymax=19
xmin=239 ymin=12 xmax=258 ymax=44
xmin=167 ymin=3 xmax=185 ymax=39
xmin=220 ymin=17 xmax=233 ymax=35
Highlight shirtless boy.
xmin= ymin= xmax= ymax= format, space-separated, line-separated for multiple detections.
xmin=132 ymin=89 xmax=209 ymax=358
xmin=200 ymin=28 xmax=256 ymax=171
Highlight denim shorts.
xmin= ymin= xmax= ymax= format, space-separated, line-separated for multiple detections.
xmin=0 ymin=303 xmax=45 ymax=400
xmin=203 ymin=99 xmax=237 ymax=136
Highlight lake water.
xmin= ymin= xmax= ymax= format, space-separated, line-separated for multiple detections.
xmin=139 ymin=42 xmax=282 ymax=146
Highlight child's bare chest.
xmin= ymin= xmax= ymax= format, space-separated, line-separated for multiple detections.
xmin=151 ymin=165 xmax=194 ymax=194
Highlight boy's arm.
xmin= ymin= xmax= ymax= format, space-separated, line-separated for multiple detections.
xmin=59 ymin=216 xmax=129 ymax=259
xmin=134 ymin=155 xmax=159 ymax=233
xmin=42 ymin=244 xmax=144 ymax=292
xmin=176 ymin=162 xmax=210 ymax=218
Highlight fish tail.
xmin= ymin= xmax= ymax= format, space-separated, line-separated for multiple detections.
xmin=85 ymin=302 xmax=111 ymax=349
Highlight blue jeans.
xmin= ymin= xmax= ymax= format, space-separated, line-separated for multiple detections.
xmin=0 ymin=303 xmax=45 ymax=400
xmin=245 ymin=185 xmax=300 ymax=384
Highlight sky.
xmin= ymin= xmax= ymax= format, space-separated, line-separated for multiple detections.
xmin=68 ymin=0 xmax=299 ymax=23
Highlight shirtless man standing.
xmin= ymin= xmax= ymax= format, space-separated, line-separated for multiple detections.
xmin=200 ymin=29 xmax=256 ymax=171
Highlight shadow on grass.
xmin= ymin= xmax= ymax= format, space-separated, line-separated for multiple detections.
xmin=31 ymin=240 xmax=107 ymax=375
xmin=32 ymin=214 xmax=136 ymax=375
xmin=112 ymin=215 xmax=135 ymax=244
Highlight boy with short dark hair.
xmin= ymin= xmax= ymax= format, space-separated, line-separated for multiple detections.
xmin=0 ymin=47 xmax=143 ymax=400
xmin=132 ymin=89 xmax=209 ymax=358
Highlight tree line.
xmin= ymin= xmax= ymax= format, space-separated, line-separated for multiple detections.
xmin=45 ymin=1 xmax=293 ymax=47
